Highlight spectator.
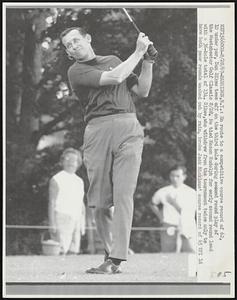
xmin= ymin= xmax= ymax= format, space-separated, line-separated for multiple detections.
xmin=48 ymin=148 xmax=86 ymax=255
xmin=150 ymin=165 xmax=196 ymax=252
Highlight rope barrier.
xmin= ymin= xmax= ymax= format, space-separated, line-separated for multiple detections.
xmin=5 ymin=224 xmax=177 ymax=231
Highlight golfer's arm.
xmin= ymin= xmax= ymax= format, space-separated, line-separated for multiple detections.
xmin=99 ymin=50 xmax=144 ymax=86
xmin=131 ymin=60 xmax=153 ymax=97
xmin=48 ymin=179 xmax=58 ymax=227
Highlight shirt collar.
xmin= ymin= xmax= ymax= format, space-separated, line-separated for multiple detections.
xmin=76 ymin=56 xmax=98 ymax=65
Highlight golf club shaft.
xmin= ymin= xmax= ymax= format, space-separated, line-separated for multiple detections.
xmin=122 ymin=8 xmax=141 ymax=34
xmin=122 ymin=8 xmax=158 ymax=60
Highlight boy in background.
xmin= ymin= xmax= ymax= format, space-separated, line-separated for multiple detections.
xmin=48 ymin=148 xmax=85 ymax=255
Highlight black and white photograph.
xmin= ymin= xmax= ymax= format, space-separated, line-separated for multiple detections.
xmin=3 ymin=2 xmax=234 ymax=298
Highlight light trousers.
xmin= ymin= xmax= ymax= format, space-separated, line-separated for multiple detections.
xmin=83 ymin=113 xmax=144 ymax=260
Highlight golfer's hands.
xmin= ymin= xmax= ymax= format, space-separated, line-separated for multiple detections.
xmin=143 ymin=52 xmax=155 ymax=64
xmin=135 ymin=32 xmax=153 ymax=56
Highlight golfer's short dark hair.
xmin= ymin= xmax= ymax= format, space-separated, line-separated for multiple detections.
xmin=169 ymin=164 xmax=187 ymax=175
xmin=60 ymin=27 xmax=88 ymax=41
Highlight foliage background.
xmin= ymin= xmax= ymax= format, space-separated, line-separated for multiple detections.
xmin=6 ymin=7 xmax=197 ymax=254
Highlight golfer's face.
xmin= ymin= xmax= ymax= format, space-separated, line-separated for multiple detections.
xmin=62 ymin=153 xmax=80 ymax=173
xmin=169 ymin=169 xmax=186 ymax=187
xmin=62 ymin=29 xmax=91 ymax=60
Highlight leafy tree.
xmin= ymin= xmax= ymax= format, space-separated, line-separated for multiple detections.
xmin=6 ymin=7 xmax=196 ymax=254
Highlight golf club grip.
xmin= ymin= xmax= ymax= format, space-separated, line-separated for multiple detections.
xmin=147 ymin=44 xmax=158 ymax=59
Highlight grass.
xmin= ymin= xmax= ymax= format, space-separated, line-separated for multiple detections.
xmin=5 ymin=253 xmax=196 ymax=283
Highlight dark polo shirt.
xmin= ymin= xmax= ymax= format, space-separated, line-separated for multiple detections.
xmin=68 ymin=55 xmax=138 ymax=124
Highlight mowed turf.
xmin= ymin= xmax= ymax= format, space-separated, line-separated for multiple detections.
xmin=5 ymin=253 xmax=196 ymax=282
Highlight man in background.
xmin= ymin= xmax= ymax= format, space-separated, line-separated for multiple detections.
xmin=150 ymin=165 xmax=196 ymax=252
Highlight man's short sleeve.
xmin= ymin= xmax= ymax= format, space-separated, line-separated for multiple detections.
xmin=126 ymin=72 xmax=138 ymax=90
xmin=68 ymin=65 xmax=103 ymax=89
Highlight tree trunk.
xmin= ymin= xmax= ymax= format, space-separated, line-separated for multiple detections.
xmin=6 ymin=9 xmax=48 ymax=177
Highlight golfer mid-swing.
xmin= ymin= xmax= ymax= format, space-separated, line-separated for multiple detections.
xmin=61 ymin=27 xmax=154 ymax=274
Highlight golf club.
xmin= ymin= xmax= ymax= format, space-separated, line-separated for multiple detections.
xmin=122 ymin=8 xmax=158 ymax=60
